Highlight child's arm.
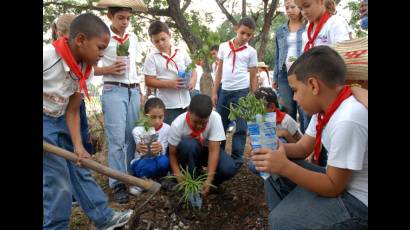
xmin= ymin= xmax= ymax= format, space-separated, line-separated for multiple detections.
xmin=211 ymin=59 xmax=223 ymax=106
xmin=203 ymin=140 xmax=220 ymax=196
xmin=168 ymin=144 xmax=182 ymax=182
xmin=188 ymin=69 xmax=197 ymax=91
xmin=145 ymin=75 xmax=185 ymax=89
xmin=252 ymin=142 xmax=352 ymax=197
xmin=351 ymin=86 xmax=368 ymax=109
xmin=281 ymin=134 xmax=315 ymax=159
xmin=249 ymin=67 xmax=258 ymax=92
xmin=93 ymin=62 xmax=126 ymax=76
xmin=277 ymin=128 xmax=302 ymax=143
xmin=66 ymin=92 xmax=90 ymax=159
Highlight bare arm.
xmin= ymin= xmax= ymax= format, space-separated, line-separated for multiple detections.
xmin=188 ymin=69 xmax=197 ymax=91
xmin=277 ymin=128 xmax=302 ymax=143
xmin=351 ymin=86 xmax=368 ymax=109
xmin=249 ymin=67 xmax=258 ymax=92
xmin=93 ymin=61 xmax=125 ymax=76
xmin=211 ymin=59 xmax=223 ymax=106
xmin=168 ymin=144 xmax=181 ymax=182
xmin=66 ymin=93 xmax=89 ymax=159
xmin=282 ymin=134 xmax=316 ymax=160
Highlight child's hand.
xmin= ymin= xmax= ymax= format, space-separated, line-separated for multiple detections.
xmin=168 ymin=78 xmax=185 ymax=89
xmin=136 ymin=142 xmax=148 ymax=154
xmin=105 ymin=61 xmax=126 ymax=75
xmin=251 ymin=141 xmax=290 ymax=175
xmin=150 ymin=141 xmax=163 ymax=155
xmin=211 ymin=92 xmax=218 ymax=107
xmin=188 ymin=78 xmax=196 ymax=91
xmin=74 ymin=146 xmax=91 ymax=167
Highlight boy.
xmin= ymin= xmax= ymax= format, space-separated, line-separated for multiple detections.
xmin=143 ymin=21 xmax=197 ymax=125
xmin=43 ymin=13 xmax=133 ymax=230
xmin=209 ymin=44 xmax=219 ymax=84
xmin=251 ymin=46 xmax=368 ymax=229
xmin=211 ymin=16 xmax=258 ymax=169
xmin=94 ymin=0 xmax=146 ymax=203
xmin=168 ymin=95 xmax=237 ymax=196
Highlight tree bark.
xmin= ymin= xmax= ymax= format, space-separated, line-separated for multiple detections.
xmin=215 ymin=0 xmax=238 ymax=26
xmin=257 ymin=0 xmax=278 ymax=61
xmin=242 ymin=0 xmax=246 ymax=17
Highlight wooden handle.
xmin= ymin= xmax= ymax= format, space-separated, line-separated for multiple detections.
xmin=43 ymin=141 xmax=160 ymax=192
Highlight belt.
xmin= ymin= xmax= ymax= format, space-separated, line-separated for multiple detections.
xmin=104 ymin=81 xmax=139 ymax=88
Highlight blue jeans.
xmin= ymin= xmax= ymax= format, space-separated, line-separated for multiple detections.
xmin=264 ymin=160 xmax=368 ymax=230
xmin=216 ymin=88 xmax=248 ymax=168
xmin=130 ymin=154 xmax=169 ymax=179
xmin=43 ymin=114 xmax=113 ymax=230
xmin=164 ymin=108 xmax=186 ymax=125
xmin=101 ymin=84 xmax=140 ymax=188
xmin=277 ymin=69 xmax=310 ymax=133
xmin=176 ymin=137 xmax=239 ymax=186
xmin=80 ymin=99 xmax=93 ymax=154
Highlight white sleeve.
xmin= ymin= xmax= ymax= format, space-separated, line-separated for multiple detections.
xmin=217 ymin=43 xmax=225 ymax=60
xmin=248 ymin=48 xmax=258 ymax=68
xmin=329 ymin=16 xmax=351 ymax=44
xmin=305 ymin=114 xmax=318 ymax=138
xmin=168 ymin=120 xmax=183 ymax=146
xmin=208 ymin=113 xmax=226 ymax=141
xmin=327 ymin=121 xmax=368 ymax=170
xmin=142 ymin=54 xmax=157 ymax=76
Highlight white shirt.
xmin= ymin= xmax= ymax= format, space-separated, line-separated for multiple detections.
xmin=132 ymin=123 xmax=170 ymax=160
xmin=302 ymin=15 xmax=351 ymax=48
xmin=278 ymin=114 xmax=300 ymax=136
xmin=218 ymin=39 xmax=258 ymax=91
xmin=259 ymin=71 xmax=271 ymax=88
xmin=43 ymin=44 xmax=93 ymax=117
xmin=168 ymin=111 xmax=226 ymax=147
xmin=143 ymin=45 xmax=192 ymax=109
xmin=195 ymin=64 xmax=203 ymax=91
xmin=306 ymin=96 xmax=368 ymax=206
xmin=286 ymin=32 xmax=298 ymax=63
xmin=99 ymin=27 xmax=140 ymax=84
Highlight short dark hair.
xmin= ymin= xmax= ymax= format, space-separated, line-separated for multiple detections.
xmin=144 ymin=97 xmax=166 ymax=114
xmin=108 ymin=7 xmax=132 ymax=16
xmin=148 ymin=21 xmax=170 ymax=37
xmin=238 ymin=16 xmax=256 ymax=31
xmin=255 ymin=87 xmax=279 ymax=108
xmin=188 ymin=94 xmax=213 ymax=119
xmin=68 ymin=13 xmax=110 ymax=42
xmin=288 ymin=46 xmax=346 ymax=88
xmin=210 ymin=44 xmax=219 ymax=52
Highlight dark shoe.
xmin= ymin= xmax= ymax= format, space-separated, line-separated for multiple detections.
xmin=113 ymin=184 xmax=129 ymax=204
xmin=159 ymin=178 xmax=177 ymax=191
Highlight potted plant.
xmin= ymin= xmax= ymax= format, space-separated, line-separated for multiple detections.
xmin=116 ymin=40 xmax=130 ymax=75
xmin=134 ymin=115 xmax=159 ymax=158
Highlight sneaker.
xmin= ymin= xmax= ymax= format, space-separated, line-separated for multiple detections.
xmin=98 ymin=209 xmax=134 ymax=230
xmin=113 ymin=184 xmax=129 ymax=204
xmin=129 ymin=186 xmax=143 ymax=196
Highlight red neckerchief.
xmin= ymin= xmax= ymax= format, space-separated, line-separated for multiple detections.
xmin=228 ymin=40 xmax=247 ymax=73
xmin=314 ymin=86 xmax=352 ymax=162
xmin=185 ymin=112 xmax=207 ymax=145
xmin=155 ymin=123 xmax=163 ymax=132
xmin=159 ymin=49 xmax=179 ymax=72
xmin=52 ymin=36 xmax=91 ymax=100
xmin=304 ymin=11 xmax=331 ymax=52
xmin=112 ymin=34 xmax=129 ymax=44
xmin=274 ymin=108 xmax=286 ymax=125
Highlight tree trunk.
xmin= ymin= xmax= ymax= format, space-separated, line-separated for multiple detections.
xmin=242 ymin=0 xmax=246 ymax=17
xmin=257 ymin=0 xmax=278 ymax=61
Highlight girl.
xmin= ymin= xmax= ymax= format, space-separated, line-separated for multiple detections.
xmin=273 ymin=0 xmax=309 ymax=133
xmin=129 ymin=97 xmax=170 ymax=195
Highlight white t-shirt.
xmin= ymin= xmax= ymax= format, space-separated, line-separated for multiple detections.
xmin=259 ymin=71 xmax=271 ymax=88
xmin=143 ymin=45 xmax=192 ymax=109
xmin=306 ymin=96 xmax=368 ymax=206
xmin=168 ymin=111 xmax=226 ymax=147
xmin=218 ymin=39 xmax=258 ymax=91
xmin=278 ymin=114 xmax=300 ymax=137
xmin=99 ymin=27 xmax=140 ymax=84
xmin=195 ymin=64 xmax=203 ymax=91
xmin=286 ymin=32 xmax=298 ymax=63
xmin=132 ymin=123 xmax=170 ymax=160
xmin=302 ymin=15 xmax=351 ymax=48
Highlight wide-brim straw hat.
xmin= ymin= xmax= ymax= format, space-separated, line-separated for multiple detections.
xmin=96 ymin=0 xmax=148 ymax=12
xmin=257 ymin=61 xmax=269 ymax=68
xmin=331 ymin=37 xmax=368 ymax=81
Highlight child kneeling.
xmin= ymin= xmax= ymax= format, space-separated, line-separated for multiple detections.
xmin=130 ymin=97 xmax=170 ymax=195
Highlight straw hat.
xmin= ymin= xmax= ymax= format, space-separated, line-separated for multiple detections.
xmin=331 ymin=37 xmax=368 ymax=81
xmin=257 ymin=61 xmax=269 ymax=68
xmin=96 ymin=0 xmax=148 ymax=12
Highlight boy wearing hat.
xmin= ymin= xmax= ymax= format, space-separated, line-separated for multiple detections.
xmin=257 ymin=62 xmax=272 ymax=88
xmin=94 ymin=0 xmax=147 ymax=204
xmin=43 ymin=13 xmax=133 ymax=230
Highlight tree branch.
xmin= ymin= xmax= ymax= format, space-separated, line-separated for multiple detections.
xmin=43 ymin=1 xmax=102 ymax=11
xmin=181 ymin=0 xmax=191 ymax=13
xmin=215 ymin=0 xmax=237 ymax=26
xmin=242 ymin=0 xmax=246 ymax=17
